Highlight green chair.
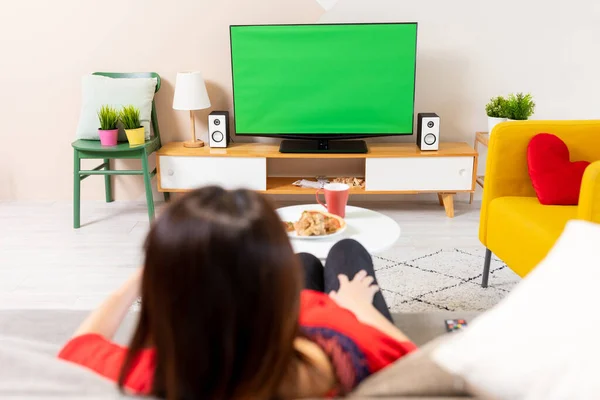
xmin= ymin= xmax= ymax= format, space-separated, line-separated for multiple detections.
xmin=72 ymin=72 xmax=169 ymax=229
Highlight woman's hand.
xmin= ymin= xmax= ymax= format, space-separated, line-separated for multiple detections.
xmin=329 ymin=270 xmax=412 ymax=343
xmin=328 ymin=270 xmax=379 ymax=318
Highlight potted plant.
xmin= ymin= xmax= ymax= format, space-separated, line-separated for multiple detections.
xmin=120 ymin=105 xmax=145 ymax=146
xmin=485 ymin=96 xmax=507 ymax=135
xmin=97 ymin=105 xmax=119 ymax=146
xmin=505 ymin=92 xmax=536 ymax=121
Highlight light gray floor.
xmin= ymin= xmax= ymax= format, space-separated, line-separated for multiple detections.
xmin=0 ymin=199 xmax=485 ymax=310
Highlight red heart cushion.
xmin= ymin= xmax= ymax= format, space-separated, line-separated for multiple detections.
xmin=527 ymin=133 xmax=590 ymax=205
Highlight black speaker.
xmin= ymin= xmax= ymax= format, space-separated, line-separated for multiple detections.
xmin=417 ymin=113 xmax=440 ymax=151
xmin=208 ymin=111 xmax=230 ymax=148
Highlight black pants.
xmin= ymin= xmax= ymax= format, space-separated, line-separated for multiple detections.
xmin=298 ymin=239 xmax=393 ymax=322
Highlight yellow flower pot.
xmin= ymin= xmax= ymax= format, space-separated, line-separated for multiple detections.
xmin=125 ymin=127 xmax=145 ymax=146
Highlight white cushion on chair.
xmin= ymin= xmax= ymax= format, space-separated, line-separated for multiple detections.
xmin=75 ymin=75 xmax=157 ymax=141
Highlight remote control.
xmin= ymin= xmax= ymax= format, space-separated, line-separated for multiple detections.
xmin=445 ymin=319 xmax=468 ymax=332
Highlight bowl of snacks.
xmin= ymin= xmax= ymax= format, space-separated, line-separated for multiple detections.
xmin=283 ymin=210 xmax=347 ymax=240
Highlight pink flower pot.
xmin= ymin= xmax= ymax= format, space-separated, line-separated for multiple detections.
xmin=98 ymin=129 xmax=118 ymax=146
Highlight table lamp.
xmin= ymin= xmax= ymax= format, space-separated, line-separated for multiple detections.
xmin=173 ymin=71 xmax=212 ymax=148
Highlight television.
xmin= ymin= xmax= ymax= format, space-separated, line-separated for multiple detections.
xmin=230 ymin=23 xmax=418 ymax=153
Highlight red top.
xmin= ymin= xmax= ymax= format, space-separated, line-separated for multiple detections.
xmin=58 ymin=290 xmax=416 ymax=395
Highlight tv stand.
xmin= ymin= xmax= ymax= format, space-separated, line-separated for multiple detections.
xmin=156 ymin=142 xmax=478 ymax=218
xmin=279 ymin=139 xmax=368 ymax=154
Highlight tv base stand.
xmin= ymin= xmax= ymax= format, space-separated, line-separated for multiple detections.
xmin=156 ymin=142 xmax=478 ymax=218
xmin=279 ymin=139 xmax=368 ymax=154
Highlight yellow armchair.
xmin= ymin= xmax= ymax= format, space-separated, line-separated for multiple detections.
xmin=480 ymin=120 xmax=600 ymax=287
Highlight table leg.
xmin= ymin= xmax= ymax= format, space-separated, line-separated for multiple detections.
xmin=471 ymin=138 xmax=479 ymax=204
xmin=437 ymin=193 xmax=444 ymax=207
xmin=441 ymin=193 xmax=455 ymax=218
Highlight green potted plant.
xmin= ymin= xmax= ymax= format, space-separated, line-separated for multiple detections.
xmin=97 ymin=105 xmax=119 ymax=146
xmin=485 ymin=96 xmax=508 ymax=135
xmin=120 ymin=105 xmax=145 ymax=146
xmin=505 ymin=93 xmax=536 ymax=121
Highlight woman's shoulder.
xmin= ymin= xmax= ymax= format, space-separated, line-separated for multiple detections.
xmin=58 ymin=334 xmax=156 ymax=395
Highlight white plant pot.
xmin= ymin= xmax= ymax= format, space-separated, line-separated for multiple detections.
xmin=488 ymin=117 xmax=507 ymax=136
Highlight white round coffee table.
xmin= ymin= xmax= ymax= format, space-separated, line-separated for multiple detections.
xmin=277 ymin=204 xmax=400 ymax=259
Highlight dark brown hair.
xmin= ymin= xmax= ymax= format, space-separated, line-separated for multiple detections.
xmin=119 ymin=187 xmax=303 ymax=400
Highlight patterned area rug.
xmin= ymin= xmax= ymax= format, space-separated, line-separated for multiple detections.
xmin=374 ymin=248 xmax=521 ymax=312
xmin=132 ymin=247 xmax=519 ymax=314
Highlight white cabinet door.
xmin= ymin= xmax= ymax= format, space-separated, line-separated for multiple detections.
xmin=159 ymin=156 xmax=267 ymax=191
xmin=366 ymin=157 xmax=474 ymax=191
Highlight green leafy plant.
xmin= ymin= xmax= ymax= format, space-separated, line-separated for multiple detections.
xmin=485 ymin=96 xmax=508 ymax=118
xmin=505 ymin=93 xmax=536 ymax=120
xmin=120 ymin=105 xmax=141 ymax=129
xmin=97 ymin=105 xmax=119 ymax=130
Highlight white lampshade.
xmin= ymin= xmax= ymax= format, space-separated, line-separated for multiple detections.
xmin=173 ymin=71 xmax=211 ymax=111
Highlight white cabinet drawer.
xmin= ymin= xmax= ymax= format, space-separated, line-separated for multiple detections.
xmin=366 ymin=157 xmax=474 ymax=191
xmin=159 ymin=156 xmax=266 ymax=191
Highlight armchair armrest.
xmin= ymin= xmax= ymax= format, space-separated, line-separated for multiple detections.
xmin=479 ymin=120 xmax=600 ymax=245
xmin=479 ymin=122 xmax=541 ymax=245
xmin=578 ymin=161 xmax=600 ymax=224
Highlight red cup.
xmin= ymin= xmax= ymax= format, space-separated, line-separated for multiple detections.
xmin=316 ymin=183 xmax=350 ymax=218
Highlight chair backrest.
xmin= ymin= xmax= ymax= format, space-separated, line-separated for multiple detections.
xmin=92 ymin=72 xmax=162 ymax=142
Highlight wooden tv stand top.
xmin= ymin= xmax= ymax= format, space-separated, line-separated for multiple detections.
xmin=157 ymin=141 xmax=477 ymax=158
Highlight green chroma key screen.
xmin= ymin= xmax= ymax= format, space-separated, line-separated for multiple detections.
xmin=230 ymin=23 xmax=418 ymax=136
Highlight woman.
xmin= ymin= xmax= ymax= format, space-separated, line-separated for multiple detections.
xmin=58 ymin=187 xmax=415 ymax=399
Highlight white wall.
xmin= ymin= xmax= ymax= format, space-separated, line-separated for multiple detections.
xmin=323 ymin=0 xmax=600 ymax=134
xmin=321 ymin=0 xmax=600 ymax=201
xmin=2 ymin=0 xmax=598 ymax=201
xmin=0 ymin=0 xmax=322 ymax=201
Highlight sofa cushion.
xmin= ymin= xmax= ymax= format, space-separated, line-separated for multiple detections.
xmin=527 ymin=133 xmax=590 ymax=205
xmin=486 ymin=197 xmax=577 ymax=277
xmin=350 ymin=337 xmax=494 ymax=399
xmin=434 ymin=221 xmax=600 ymax=400
xmin=0 ymin=336 xmax=132 ymax=399
xmin=75 ymin=75 xmax=157 ymax=141
xmin=0 ymin=311 xmax=483 ymax=400
xmin=0 ymin=335 xmax=489 ymax=400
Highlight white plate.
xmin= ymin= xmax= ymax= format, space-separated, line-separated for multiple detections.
xmin=277 ymin=205 xmax=401 ymax=259
xmin=284 ymin=210 xmax=347 ymax=240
